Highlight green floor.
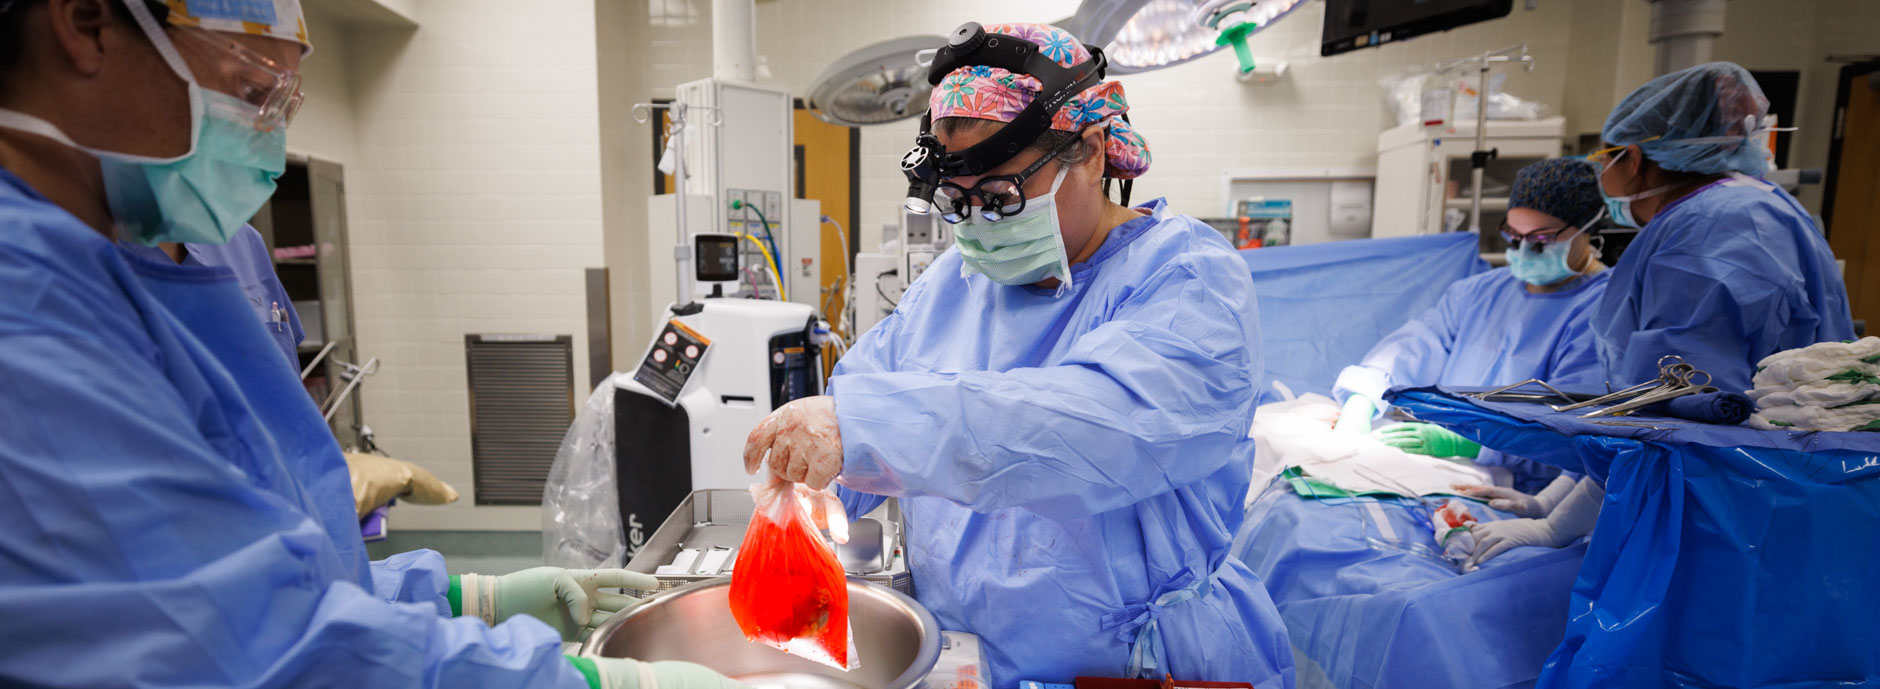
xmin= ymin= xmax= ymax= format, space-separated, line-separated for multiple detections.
xmin=365 ymin=530 xmax=545 ymax=575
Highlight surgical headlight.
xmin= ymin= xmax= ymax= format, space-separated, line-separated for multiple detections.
xmin=901 ymin=137 xmax=940 ymax=215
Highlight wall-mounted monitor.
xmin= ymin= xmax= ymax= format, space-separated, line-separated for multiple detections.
xmin=1321 ymin=0 xmax=1513 ymax=57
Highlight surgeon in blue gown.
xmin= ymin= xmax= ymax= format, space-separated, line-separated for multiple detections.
xmin=740 ymin=22 xmax=1292 ymax=689
xmin=119 ymin=226 xmax=305 ymax=366
xmin=1330 ymin=157 xmax=1612 ymax=495
xmin=0 ymin=3 xmax=733 ymax=688
xmin=1590 ymin=62 xmax=1852 ymax=393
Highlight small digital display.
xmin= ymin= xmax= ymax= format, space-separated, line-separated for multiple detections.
xmin=694 ymin=234 xmax=740 ymax=282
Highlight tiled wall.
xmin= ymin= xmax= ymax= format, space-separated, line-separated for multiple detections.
xmin=303 ymin=0 xmax=609 ymax=530
xmin=747 ymin=0 xmax=1572 ymax=236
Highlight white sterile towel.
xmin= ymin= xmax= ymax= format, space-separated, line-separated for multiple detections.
xmin=1752 ymin=338 xmax=1880 ymax=390
xmin=1749 ymin=402 xmax=1880 ymax=432
xmin=1249 ymin=394 xmax=1492 ymax=498
xmin=1748 ymin=379 xmax=1880 ymax=408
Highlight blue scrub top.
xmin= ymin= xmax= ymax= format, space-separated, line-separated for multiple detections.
xmin=1593 ymin=178 xmax=1853 ymax=392
xmin=1335 ymin=267 xmax=1610 ymax=492
xmin=832 ymin=200 xmax=1294 ymax=688
xmin=0 ymin=167 xmax=583 ymax=688
xmin=120 ymin=226 xmax=305 ymax=367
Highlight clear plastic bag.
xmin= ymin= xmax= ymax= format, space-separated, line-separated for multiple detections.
xmin=541 ymin=373 xmax=627 ymax=569
xmin=1380 ymin=69 xmax=1547 ymax=128
xmin=729 ymin=478 xmax=855 ymax=671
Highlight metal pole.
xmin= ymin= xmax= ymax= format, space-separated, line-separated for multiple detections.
xmin=1470 ymin=58 xmax=1490 ymax=235
xmin=670 ymin=101 xmax=693 ymax=310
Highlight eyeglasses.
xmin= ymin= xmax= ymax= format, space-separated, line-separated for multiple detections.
xmin=1585 ymin=137 xmax=1664 ymax=166
xmin=928 ymin=132 xmax=1082 ymax=224
xmin=1499 ymin=220 xmax=1579 ymax=253
xmin=169 ymin=27 xmax=305 ymax=132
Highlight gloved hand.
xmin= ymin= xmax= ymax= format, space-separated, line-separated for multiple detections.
xmin=1463 ymin=518 xmax=1569 ymax=570
xmin=743 ymin=396 xmax=842 ymax=491
xmin=1372 ymin=422 xmax=1481 ymax=458
xmin=1332 ymin=395 xmax=1376 ymax=435
xmin=581 ymin=658 xmax=751 ymax=689
xmin=458 ymin=567 xmax=658 ymax=641
xmin=1465 ymin=478 xmax=1604 ymax=570
xmin=1450 ymin=474 xmax=1578 ymax=518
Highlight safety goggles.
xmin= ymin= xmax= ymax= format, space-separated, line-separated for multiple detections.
xmin=1499 ymin=220 xmax=1583 ymax=253
xmin=928 ymin=131 xmax=1083 ymax=224
xmin=169 ymin=26 xmax=305 ymax=132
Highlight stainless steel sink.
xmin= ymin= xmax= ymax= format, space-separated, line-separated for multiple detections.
xmin=581 ymin=577 xmax=942 ymax=689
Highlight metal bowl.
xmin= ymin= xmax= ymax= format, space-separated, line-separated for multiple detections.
xmin=582 ymin=577 xmax=941 ymax=689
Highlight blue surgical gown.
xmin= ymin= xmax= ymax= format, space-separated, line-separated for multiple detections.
xmin=1333 ymin=268 xmax=1610 ymax=493
xmin=120 ymin=226 xmax=306 ymax=366
xmin=831 ymin=199 xmax=1294 ymax=689
xmin=0 ymin=168 xmax=583 ymax=688
xmin=1593 ymin=179 xmax=1853 ymax=393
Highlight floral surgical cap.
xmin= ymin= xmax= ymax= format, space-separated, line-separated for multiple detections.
xmin=927 ymin=23 xmax=1151 ymax=179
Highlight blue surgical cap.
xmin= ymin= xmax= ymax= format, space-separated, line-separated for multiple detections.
xmin=1602 ymin=62 xmax=1773 ymax=176
xmin=1510 ymin=157 xmax=1605 ymax=229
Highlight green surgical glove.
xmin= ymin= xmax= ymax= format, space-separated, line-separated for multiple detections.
xmin=567 ymin=657 xmax=752 ymax=689
xmin=454 ymin=567 xmax=659 ymax=641
xmin=1372 ymin=422 xmax=1481 ymax=459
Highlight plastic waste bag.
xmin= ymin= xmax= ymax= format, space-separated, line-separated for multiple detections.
xmin=729 ymin=478 xmax=856 ymax=671
xmin=542 ymin=373 xmax=626 ymax=569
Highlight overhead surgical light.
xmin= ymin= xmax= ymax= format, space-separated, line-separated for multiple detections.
xmin=1093 ymin=0 xmax=1306 ymax=75
xmin=806 ymin=35 xmax=948 ymax=126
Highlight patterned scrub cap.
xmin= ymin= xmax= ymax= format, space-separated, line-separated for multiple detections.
xmin=1509 ymin=157 xmax=1606 ymax=230
xmin=927 ymin=22 xmax=1151 ymax=179
xmin=164 ymin=0 xmax=312 ymax=55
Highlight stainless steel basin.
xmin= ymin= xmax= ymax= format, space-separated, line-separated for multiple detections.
xmin=582 ymin=577 xmax=941 ymax=689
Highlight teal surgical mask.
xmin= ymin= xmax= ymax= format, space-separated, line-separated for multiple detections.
xmin=1505 ymin=231 xmax=1579 ymax=286
xmin=954 ymin=167 xmax=1074 ymax=291
xmin=0 ymin=2 xmax=286 ymax=246
xmin=1597 ymin=149 xmax=1676 ymax=229
xmin=101 ymin=90 xmax=288 ymax=246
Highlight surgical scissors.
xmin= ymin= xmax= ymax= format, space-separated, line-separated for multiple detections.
xmin=1553 ymin=357 xmax=1692 ymax=411
xmin=1466 ymin=378 xmax=1578 ymax=404
xmin=1581 ymin=365 xmax=1715 ymax=418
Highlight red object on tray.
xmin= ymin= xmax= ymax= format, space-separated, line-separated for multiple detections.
xmin=728 ymin=478 xmax=852 ymax=670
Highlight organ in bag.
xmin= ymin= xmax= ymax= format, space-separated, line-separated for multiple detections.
xmin=728 ymin=478 xmax=857 ymax=671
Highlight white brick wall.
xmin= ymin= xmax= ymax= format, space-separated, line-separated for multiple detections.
xmin=750 ymin=0 xmax=1572 ymax=235
xmin=304 ymin=0 xmax=607 ymax=530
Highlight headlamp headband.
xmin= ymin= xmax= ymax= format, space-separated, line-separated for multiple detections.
xmin=901 ymin=22 xmax=1106 ymax=214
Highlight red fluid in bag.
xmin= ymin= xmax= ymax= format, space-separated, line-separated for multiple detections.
xmin=729 ymin=480 xmax=853 ymax=670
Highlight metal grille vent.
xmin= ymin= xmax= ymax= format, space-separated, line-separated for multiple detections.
xmin=466 ymin=334 xmax=574 ymax=505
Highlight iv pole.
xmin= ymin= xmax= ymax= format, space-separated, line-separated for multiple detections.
xmin=633 ymin=101 xmax=723 ymax=315
xmin=1434 ymin=44 xmax=1535 ymax=235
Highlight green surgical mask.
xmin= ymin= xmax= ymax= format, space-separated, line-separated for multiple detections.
xmin=954 ymin=167 xmax=1074 ymax=292
xmin=101 ymin=89 xmax=288 ymax=246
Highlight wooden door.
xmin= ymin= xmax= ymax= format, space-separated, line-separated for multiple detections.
xmin=792 ymin=103 xmax=859 ymax=371
xmin=1826 ymin=62 xmax=1880 ymax=328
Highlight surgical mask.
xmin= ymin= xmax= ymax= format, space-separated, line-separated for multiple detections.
xmin=1505 ymin=225 xmax=1585 ymax=287
xmin=1597 ymin=149 xmax=1677 ymax=228
xmin=953 ymin=167 xmax=1074 ymax=291
xmin=0 ymin=3 xmax=286 ymax=246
